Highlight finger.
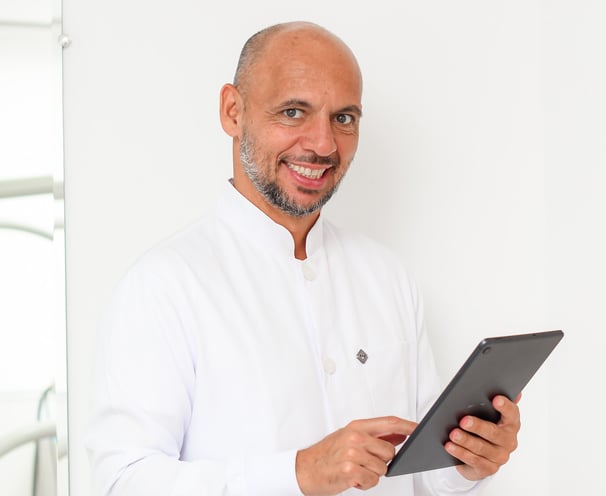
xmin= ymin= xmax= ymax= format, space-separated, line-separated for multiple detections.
xmin=446 ymin=440 xmax=500 ymax=480
xmin=458 ymin=414 xmax=517 ymax=453
xmin=348 ymin=417 xmax=415 ymax=463
xmin=327 ymin=456 xmax=382 ymax=492
xmin=336 ymin=427 xmax=397 ymax=467
xmin=448 ymin=426 xmax=509 ymax=465
xmin=349 ymin=466 xmax=381 ymax=491
xmin=340 ymin=429 xmax=396 ymax=464
xmin=458 ymin=415 xmax=499 ymax=444
xmin=335 ymin=442 xmax=391 ymax=482
xmin=365 ymin=437 xmax=397 ymax=464
xmin=492 ymin=396 xmax=521 ymax=430
xmin=378 ymin=433 xmax=408 ymax=446
xmin=296 ymin=430 xmax=388 ymax=495
xmin=348 ymin=416 xmax=417 ymax=439
xmin=457 ymin=398 xmax=520 ymax=445
xmin=356 ymin=446 xmax=393 ymax=476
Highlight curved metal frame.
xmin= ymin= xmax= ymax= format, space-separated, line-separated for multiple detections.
xmin=0 ymin=177 xmax=67 ymax=494
xmin=0 ymin=421 xmax=57 ymax=459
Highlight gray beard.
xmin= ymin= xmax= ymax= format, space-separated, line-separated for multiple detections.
xmin=239 ymin=132 xmax=342 ymax=217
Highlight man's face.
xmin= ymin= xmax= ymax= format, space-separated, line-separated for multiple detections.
xmin=233 ymin=31 xmax=363 ymax=218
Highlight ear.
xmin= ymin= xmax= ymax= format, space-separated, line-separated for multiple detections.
xmin=219 ymin=83 xmax=243 ymax=137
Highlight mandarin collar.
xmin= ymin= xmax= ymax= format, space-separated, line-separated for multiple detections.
xmin=215 ymin=180 xmax=324 ymax=260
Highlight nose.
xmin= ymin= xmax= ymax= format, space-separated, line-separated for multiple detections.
xmin=301 ymin=115 xmax=337 ymax=158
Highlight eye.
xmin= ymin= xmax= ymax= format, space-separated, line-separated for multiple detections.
xmin=284 ymin=108 xmax=303 ymax=119
xmin=335 ymin=114 xmax=354 ymax=125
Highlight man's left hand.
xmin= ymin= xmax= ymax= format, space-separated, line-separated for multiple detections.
xmin=444 ymin=394 xmax=521 ymax=480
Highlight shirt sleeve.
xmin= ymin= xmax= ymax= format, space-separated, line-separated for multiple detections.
xmin=100 ymin=449 xmax=303 ymax=496
xmin=416 ymin=467 xmax=491 ymax=495
xmin=86 ymin=252 xmax=304 ymax=496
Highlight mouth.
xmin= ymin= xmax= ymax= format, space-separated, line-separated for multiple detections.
xmin=284 ymin=161 xmax=330 ymax=180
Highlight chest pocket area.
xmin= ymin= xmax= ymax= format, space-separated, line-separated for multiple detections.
xmin=330 ymin=340 xmax=413 ymax=424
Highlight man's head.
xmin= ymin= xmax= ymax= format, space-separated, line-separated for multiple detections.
xmin=220 ymin=22 xmax=363 ymax=220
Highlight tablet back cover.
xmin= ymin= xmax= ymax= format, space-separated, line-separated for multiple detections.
xmin=386 ymin=330 xmax=563 ymax=477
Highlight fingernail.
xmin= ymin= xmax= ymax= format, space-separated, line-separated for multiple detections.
xmin=495 ymin=397 xmax=505 ymax=408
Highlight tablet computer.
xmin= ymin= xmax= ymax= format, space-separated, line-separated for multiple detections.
xmin=385 ymin=329 xmax=563 ymax=477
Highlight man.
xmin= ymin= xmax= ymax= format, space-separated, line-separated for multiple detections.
xmin=87 ymin=21 xmax=520 ymax=496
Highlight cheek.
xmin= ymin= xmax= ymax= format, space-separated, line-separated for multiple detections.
xmin=261 ymin=130 xmax=301 ymax=159
xmin=337 ymin=135 xmax=359 ymax=161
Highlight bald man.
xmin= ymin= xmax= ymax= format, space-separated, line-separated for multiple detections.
xmin=87 ymin=22 xmax=520 ymax=496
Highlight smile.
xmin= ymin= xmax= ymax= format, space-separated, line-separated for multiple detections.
xmin=286 ymin=162 xmax=329 ymax=180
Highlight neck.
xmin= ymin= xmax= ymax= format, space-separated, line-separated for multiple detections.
xmin=231 ymin=175 xmax=319 ymax=261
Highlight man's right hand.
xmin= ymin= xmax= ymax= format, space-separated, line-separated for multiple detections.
xmin=295 ymin=416 xmax=417 ymax=496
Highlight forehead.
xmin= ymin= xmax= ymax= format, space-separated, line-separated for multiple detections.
xmin=247 ymin=29 xmax=362 ymax=107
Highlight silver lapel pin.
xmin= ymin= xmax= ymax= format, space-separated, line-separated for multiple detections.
xmin=356 ymin=349 xmax=368 ymax=364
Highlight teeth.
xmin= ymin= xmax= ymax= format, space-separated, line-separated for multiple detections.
xmin=287 ymin=163 xmax=326 ymax=179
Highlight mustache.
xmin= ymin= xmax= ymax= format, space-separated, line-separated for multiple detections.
xmin=281 ymin=153 xmax=339 ymax=168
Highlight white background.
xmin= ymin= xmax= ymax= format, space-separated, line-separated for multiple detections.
xmin=63 ymin=1 xmax=605 ymax=494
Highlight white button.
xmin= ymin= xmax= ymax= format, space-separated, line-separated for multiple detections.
xmin=302 ymin=264 xmax=316 ymax=281
xmin=323 ymin=357 xmax=336 ymax=375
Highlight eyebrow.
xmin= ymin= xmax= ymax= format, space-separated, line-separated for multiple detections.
xmin=276 ymin=99 xmax=363 ymax=118
xmin=276 ymin=99 xmax=313 ymax=110
xmin=338 ymin=105 xmax=363 ymax=118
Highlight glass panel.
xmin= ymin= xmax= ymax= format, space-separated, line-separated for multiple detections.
xmin=0 ymin=0 xmax=66 ymax=494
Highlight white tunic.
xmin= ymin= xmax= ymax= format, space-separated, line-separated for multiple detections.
xmin=87 ymin=182 xmax=482 ymax=496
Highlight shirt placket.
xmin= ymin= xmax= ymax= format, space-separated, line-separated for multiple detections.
xmin=297 ymin=250 xmax=342 ymax=433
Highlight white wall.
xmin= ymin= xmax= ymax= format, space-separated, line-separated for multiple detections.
xmin=63 ymin=1 xmax=606 ymax=495
xmin=542 ymin=1 xmax=606 ymax=492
